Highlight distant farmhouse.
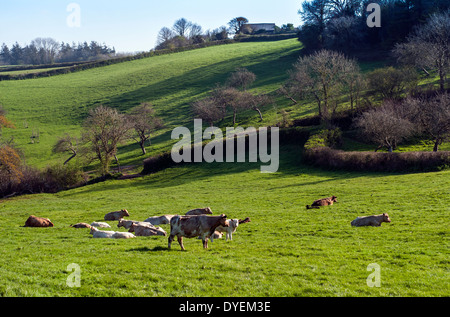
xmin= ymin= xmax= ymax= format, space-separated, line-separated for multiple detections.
xmin=243 ymin=23 xmax=276 ymax=34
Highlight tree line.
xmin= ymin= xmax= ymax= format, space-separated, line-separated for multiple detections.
xmin=297 ymin=0 xmax=450 ymax=54
xmin=0 ymin=38 xmax=116 ymax=66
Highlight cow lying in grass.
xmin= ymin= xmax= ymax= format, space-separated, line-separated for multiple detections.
xmin=144 ymin=215 xmax=174 ymax=226
xmin=306 ymin=196 xmax=338 ymax=209
xmin=104 ymin=209 xmax=130 ymax=221
xmin=90 ymin=227 xmax=135 ymax=239
xmin=185 ymin=207 xmax=213 ymax=216
xmin=24 ymin=215 xmax=54 ymax=228
xmin=168 ymin=214 xmax=227 ymax=250
xmin=70 ymin=223 xmax=93 ymax=229
xmin=129 ymin=223 xmax=167 ymax=237
xmin=351 ymin=213 xmax=392 ymax=227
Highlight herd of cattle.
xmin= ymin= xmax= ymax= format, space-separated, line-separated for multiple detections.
xmin=23 ymin=207 xmax=252 ymax=250
xmin=22 ymin=196 xmax=391 ymax=250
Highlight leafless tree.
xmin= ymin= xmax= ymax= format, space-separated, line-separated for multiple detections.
xmin=404 ymin=93 xmax=450 ymax=152
xmin=192 ymin=97 xmax=226 ymax=127
xmin=228 ymin=17 xmax=249 ymax=34
xmin=354 ymin=102 xmax=415 ymax=152
xmin=173 ymin=18 xmax=192 ymax=37
xmin=287 ymin=50 xmax=360 ymax=121
xmin=227 ymin=68 xmax=256 ymax=91
xmin=53 ymin=134 xmax=79 ymax=165
xmin=157 ymin=27 xmax=175 ymax=46
xmin=393 ymin=10 xmax=450 ymax=91
xmin=82 ymin=105 xmax=132 ymax=175
xmin=128 ymin=103 xmax=163 ymax=155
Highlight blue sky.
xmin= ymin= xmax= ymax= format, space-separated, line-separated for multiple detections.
xmin=0 ymin=0 xmax=301 ymax=52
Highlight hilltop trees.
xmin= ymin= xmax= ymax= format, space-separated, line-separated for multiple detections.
xmin=297 ymin=0 xmax=450 ymax=53
xmin=228 ymin=17 xmax=249 ymax=35
xmin=0 ymin=38 xmax=116 ymax=65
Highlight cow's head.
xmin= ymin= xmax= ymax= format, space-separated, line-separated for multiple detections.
xmin=382 ymin=213 xmax=391 ymax=223
xmin=218 ymin=214 xmax=227 ymax=227
xmin=205 ymin=207 xmax=213 ymax=215
xmin=229 ymin=219 xmax=239 ymax=229
xmin=90 ymin=227 xmax=98 ymax=234
xmin=128 ymin=224 xmax=136 ymax=232
xmin=121 ymin=209 xmax=130 ymax=217
xmin=331 ymin=196 xmax=338 ymax=202
xmin=117 ymin=219 xmax=124 ymax=228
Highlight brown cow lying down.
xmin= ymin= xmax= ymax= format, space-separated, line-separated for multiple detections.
xmin=104 ymin=209 xmax=130 ymax=221
xmin=306 ymin=196 xmax=338 ymax=209
xmin=70 ymin=223 xmax=93 ymax=229
xmin=351 ymin=213 xmax=391 ymax=227
xmin=168 ymin=214 xmax=227 ymax=250
xmin=24 ymin=215 xmax=54 ymax=228
xmin=185 ymin=207 xmax=213 ymax=216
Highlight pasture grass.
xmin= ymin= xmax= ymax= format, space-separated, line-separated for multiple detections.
xmin=0 ymin=145 xmax=448 ymax=297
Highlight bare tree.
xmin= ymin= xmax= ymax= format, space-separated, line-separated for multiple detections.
xmin=404 ymin=93 xmax=450 ymax=152
xmin=227 ymin=68 xmax=256 ymax=91
xmin=53 ymin=134 xmax=79 ymax=165
xmin=192 ymin=97 xmax=226 ymax=127
xmin=228 ymin=17 xmax=249 ymax=34
xmin=173 ymin=18 xmax=192 ymax=37
xmin=354 ymin=102 xmax=415 ymax=152
xmin=129 ymin=103 xmax=163 ymax=155
xmin=211 ymin=86 xmax=244 ymax=125
xmin=157 ymin=27 xmax=175 ymax=46
xmin=287 ymin=50 xmax=359 ymax=121
xmin=82 ymin=105 xmax=132 ymax=175
xmin=393 ymin=10 xmax=450 ymax=91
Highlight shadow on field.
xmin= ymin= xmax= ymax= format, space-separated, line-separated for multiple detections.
xmin=126 ymin=246 xmax=168 ymax=252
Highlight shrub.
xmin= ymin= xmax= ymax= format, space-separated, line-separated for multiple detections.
xmin=303 ymin=146 xmax=450 ymax=173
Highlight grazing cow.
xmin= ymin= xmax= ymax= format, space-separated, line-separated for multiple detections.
xmin=351 ymin=213 xmax=392 ymax=227
xmin=91 ymin=222 xmax=111 ymax=228
xmin=144 ymin=215 xmax=174 ymax=226
xmin=129 ymin=223 xmax=167 ymax=237
xmin=168 ymin=214 xmax=227 ymax=250
xmin=185 ymin=207 xmax=213 ymax=216
xmin=104 ymin=209 xmax=130 ymax=221
xmin=70 ymin=223 xmax=93 ymax=229
xmin=306 ymin=196 xmax=338 ymax=209
xmin=90 ymin=227 xmax=115 ymax=239
xmin=24 ymin=215 xmax=54 ymax=228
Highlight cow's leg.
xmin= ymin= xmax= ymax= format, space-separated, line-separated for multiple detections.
xmin=168 ymin=234 xmax=174 ymax=249
xmin=203 ymin=238 xmax=209 ymax=249
xmin=178 ymin=236 xmax=185 ymax=251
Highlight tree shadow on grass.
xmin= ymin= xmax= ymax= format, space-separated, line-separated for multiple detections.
xmin=126 ymin=246 xmax=168 ymax=252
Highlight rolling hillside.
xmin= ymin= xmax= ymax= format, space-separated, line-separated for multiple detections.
xmin=0 ymin=39 xmax=448 ymax=298
xmin=0 ymin=39 xmax=304 ymax=168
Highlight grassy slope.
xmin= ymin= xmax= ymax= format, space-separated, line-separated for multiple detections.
xmin=0 ymin=40 xmax=449 ymax=297
xmin=0 ymin=145 xmax=448 ymax=296
xmin=0 ymin=39 xmax=304 ymax=168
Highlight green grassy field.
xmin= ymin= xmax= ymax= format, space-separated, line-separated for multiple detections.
xmin=0 ymin=39 xmax=306 ymax=168
xmin=0 ymin=145 xmax=448 ymax=297
xmin=0 ymin=39 xmax=449 ymax=297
